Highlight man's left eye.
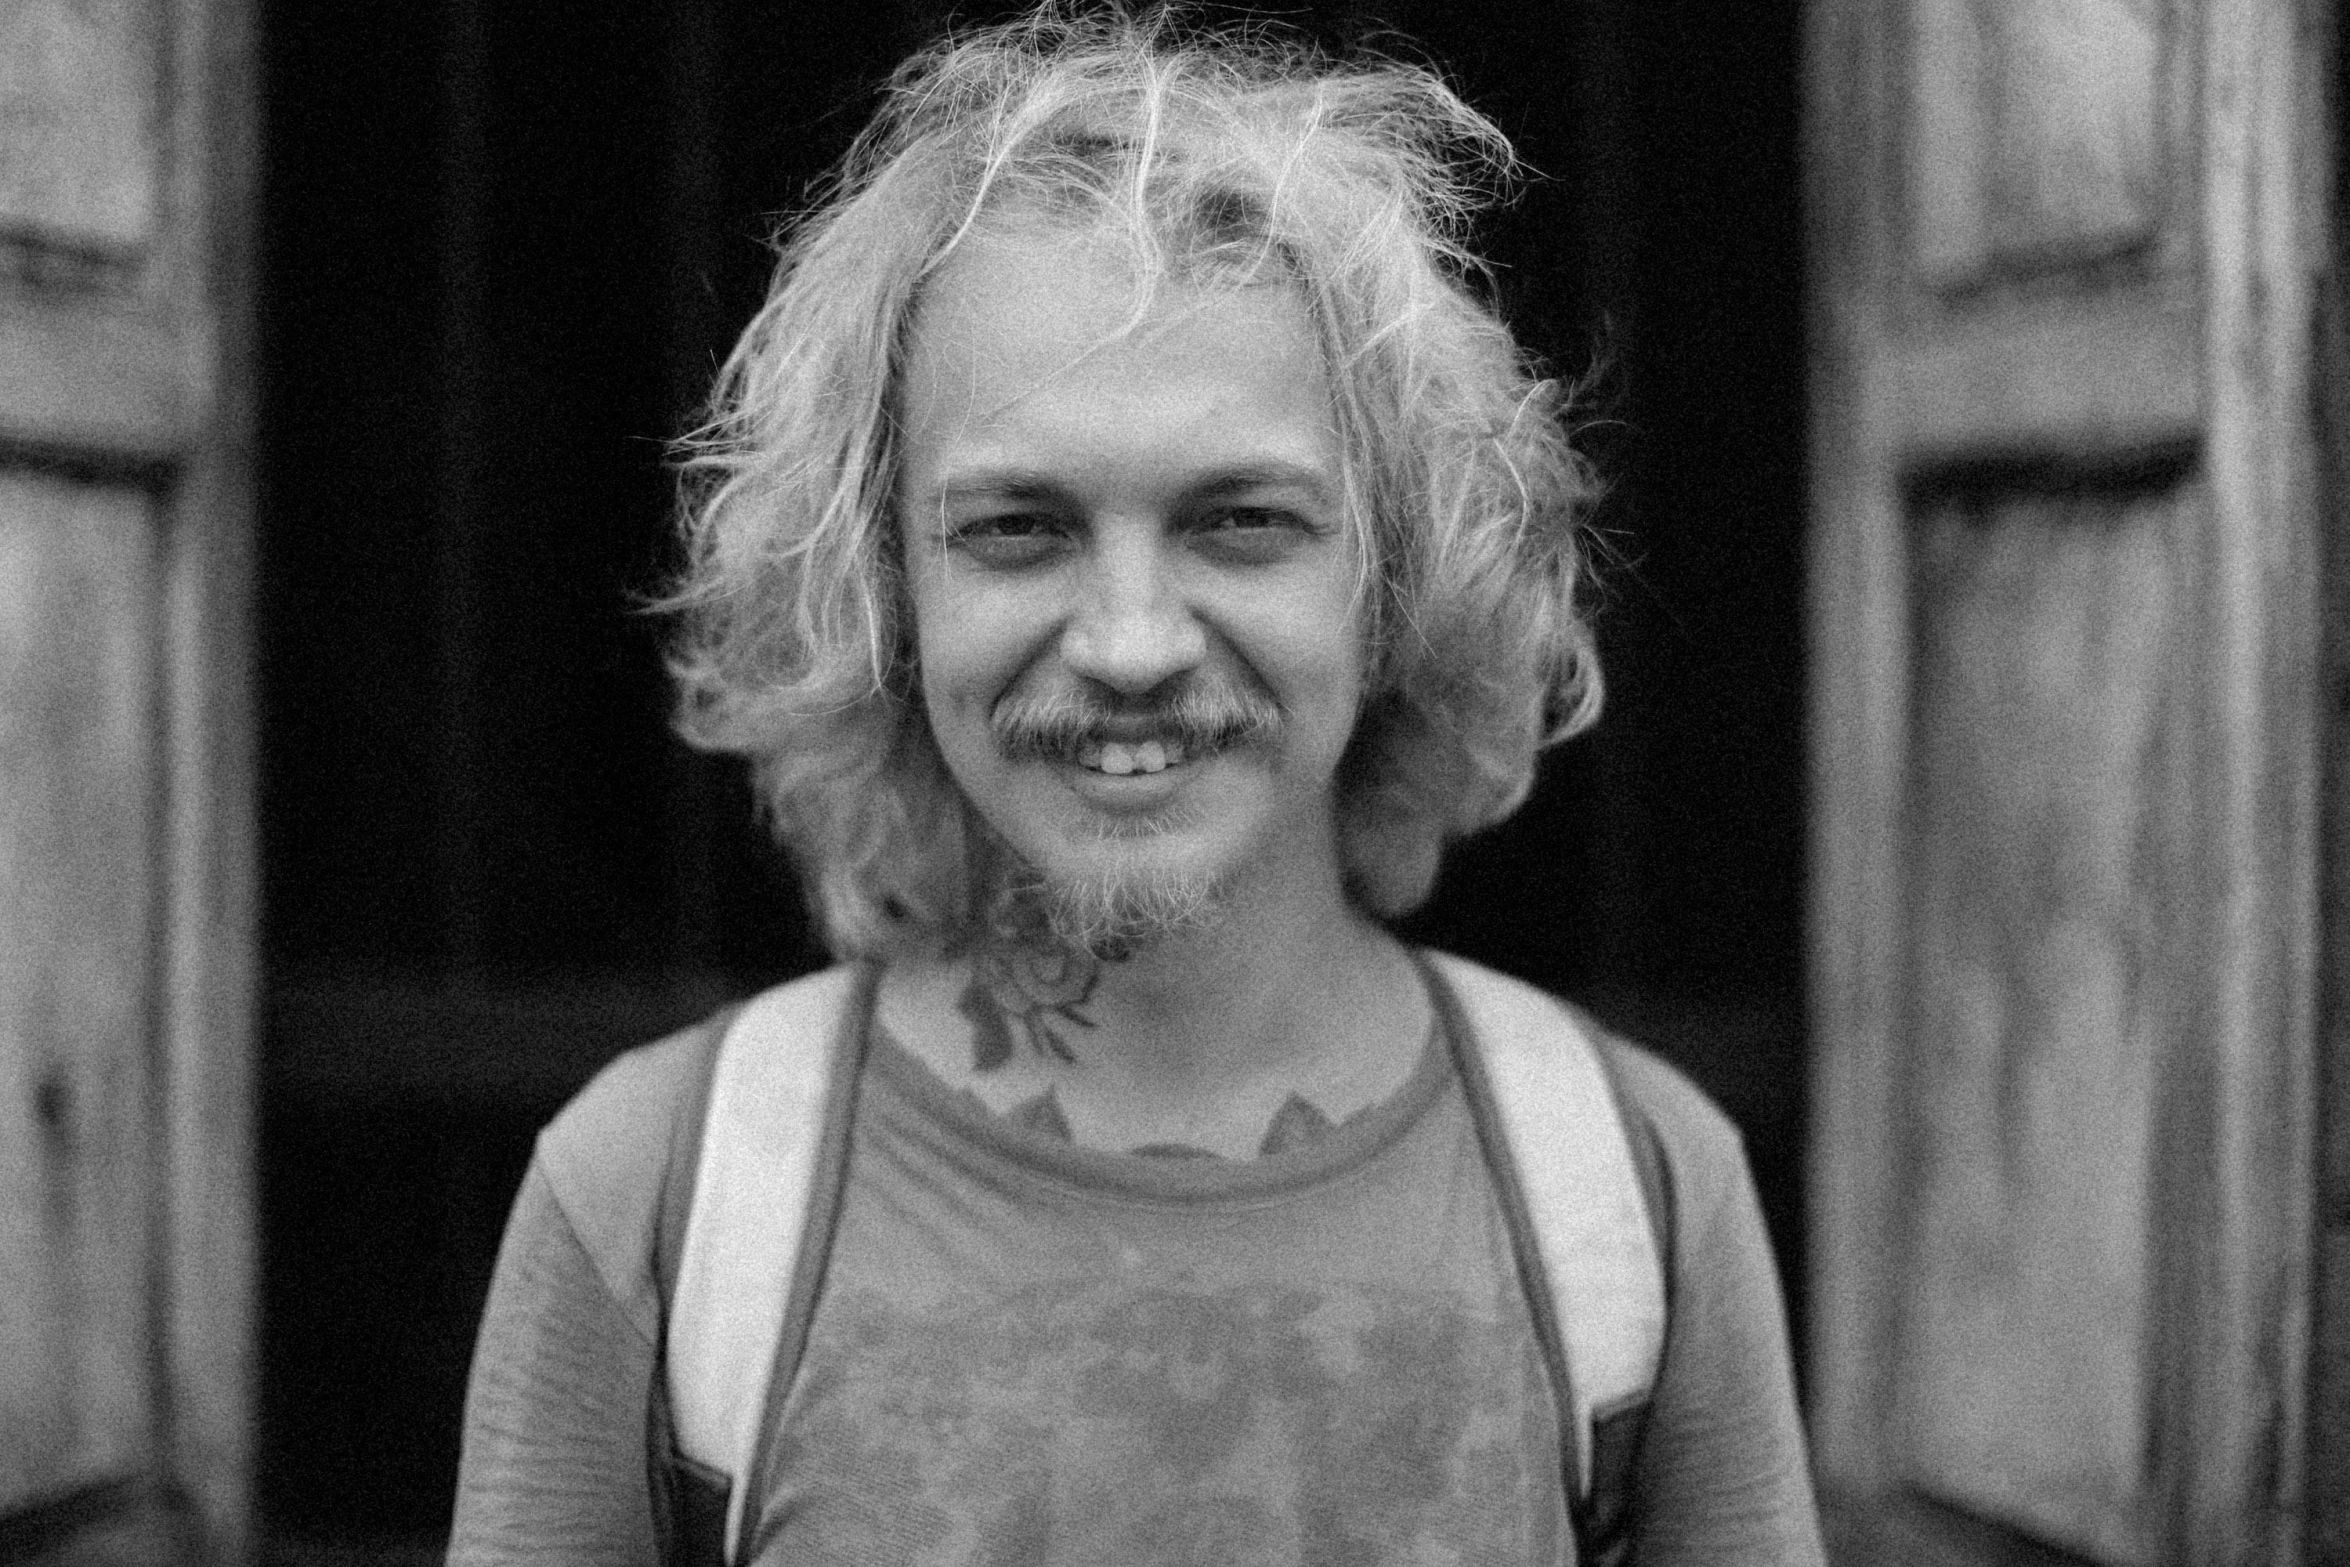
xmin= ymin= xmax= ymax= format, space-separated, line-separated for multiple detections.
xmin=1192 ymin=507 xmax=1311 ymax=560
xmin=1203 ymin=507 xmax=1284 ymax=530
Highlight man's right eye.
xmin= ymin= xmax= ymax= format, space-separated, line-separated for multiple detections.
xmin=945 ymin=514 xmax=1066 ymax=566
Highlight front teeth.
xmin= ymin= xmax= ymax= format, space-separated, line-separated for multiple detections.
xmin=1074 ymin=739 xmax=1186 ymax=775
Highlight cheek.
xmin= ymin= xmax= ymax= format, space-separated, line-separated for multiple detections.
xmin=1261 ymin=599 xmax=1368 ymax=758
xmin=909 ymin=609 xmax=1000 ymax=799
xmin=899 ymin=545 xmax=967 ymax=690
xmin=905 ymin=578 xmax=1034 ymax=729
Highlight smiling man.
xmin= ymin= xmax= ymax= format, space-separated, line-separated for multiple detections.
xmin=879 ymin=225 xmax=1426 ymax=1164
xmin=897 ymin=227 xmax=1358 ymax=966
xmin=449 ymin=10 xmax=1823 ymax=1566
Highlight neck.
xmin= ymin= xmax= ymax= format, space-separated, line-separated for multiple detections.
xmin=878 ymin=852 xmax=1434 ymax=1156
xmin=1065 ymin=871 xmax=1396 ymax=1088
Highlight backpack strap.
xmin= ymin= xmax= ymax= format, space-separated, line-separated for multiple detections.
xmin=664 ymin=954 xmax=1663 ymax=1558
xmin=1422 ymin=951 xmax=1669 ymax=1501
xmin=664 ymin=963 xmax=870 ymax=1564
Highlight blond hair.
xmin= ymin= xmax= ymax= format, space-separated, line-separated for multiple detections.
xmin=665 ymin=4 xmax=1602 ymax=958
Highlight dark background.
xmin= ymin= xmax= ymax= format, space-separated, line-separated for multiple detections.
xmin=255 ymin=0 xmax=1807 ymax=1554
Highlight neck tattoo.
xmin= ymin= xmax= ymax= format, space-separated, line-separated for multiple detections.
xmin=959 ymin=939 xmax=1105 ymax=1072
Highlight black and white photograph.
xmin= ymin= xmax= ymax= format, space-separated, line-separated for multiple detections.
xmin=0 ymin=0 xmax=2340 ymax=1563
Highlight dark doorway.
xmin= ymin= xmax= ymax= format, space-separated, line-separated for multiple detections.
xmin=255 ymin=1 xmax=1805 ymax=1554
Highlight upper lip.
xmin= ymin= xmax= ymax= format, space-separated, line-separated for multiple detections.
xmin=1088 ymin=716 xmax=1183 ymax=743
xmin=991 ymin=685 xmax=1280 ymax=769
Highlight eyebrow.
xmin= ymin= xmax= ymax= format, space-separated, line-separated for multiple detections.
xmin=922 ymin=469 xmax=1058 ymax=506
xmin=921 ymin=460 xmax=1339 ymax=509
xmin=1191 ymin=465 xmax=1338 ymax=504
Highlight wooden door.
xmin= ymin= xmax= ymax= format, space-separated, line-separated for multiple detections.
xmin=0 ymin=0 xmax=257 ymax=1561
xmin=1805 ymin=0 xmax=2325 ymax=1560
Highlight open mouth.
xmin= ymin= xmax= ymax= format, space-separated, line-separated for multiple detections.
xmin=995 ymin=688 xmax=1279 ymax=780
xmin=1073 ymin=738 xmax=1190 ymax=776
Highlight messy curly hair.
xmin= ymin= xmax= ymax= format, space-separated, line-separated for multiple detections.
xmin=665 ymin=4 xmax=1603 ymax=959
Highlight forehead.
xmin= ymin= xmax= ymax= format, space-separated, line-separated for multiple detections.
xmin=894 ymin=229 xmax=1338 ymax=495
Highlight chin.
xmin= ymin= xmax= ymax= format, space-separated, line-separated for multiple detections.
xmin=1043 ymin=867 xmax=1225 ymax=955
xmin=1018 ymin=839 xmax=1236 ymax=957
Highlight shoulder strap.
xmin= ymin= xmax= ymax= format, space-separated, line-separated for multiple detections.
xmin=653 ymin=1009 xmax=737 ymax=1309
xmin=664 ymin=963 xmax=866 ymax=1564
xmin=1589 ymin=1037 xmax=1676 ymax=1303
xmin=1423 ymin=951 xmax=1669 ymax=1500
xmin=664 ymin=955 xmax=1664 ymax=1552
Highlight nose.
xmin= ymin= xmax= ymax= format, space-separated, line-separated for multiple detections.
xmin=1059 ymin=528 xmax=1207 ymax=695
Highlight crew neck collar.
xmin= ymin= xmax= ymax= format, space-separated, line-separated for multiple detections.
xmin=863 ymin=1008 xmax=1454 ymax=1206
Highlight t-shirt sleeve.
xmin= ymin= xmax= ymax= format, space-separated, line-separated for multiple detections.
xmin=1610 ymin=1048 xmax=1827 ymax=1566
xmin=446 ymin=1024 xmax=720 ymax=1567
xmin=445 ymin=1160 xmax=663 ymax=1567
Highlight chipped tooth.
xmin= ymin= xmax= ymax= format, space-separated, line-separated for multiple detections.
xmin=1134 ymin=740 xmax=1167 ymax=773
xmin=1098 ymin=742 xmax=1137 ymax=775
xmin=1076 ymin=740 xmax=1104 ymax=769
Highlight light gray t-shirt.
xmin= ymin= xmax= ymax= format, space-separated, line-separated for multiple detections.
xmin=751 ymin=1028 xmax=1567 ymax=1564
xmin=446 ymin=965 xmax=1825 ymax=1567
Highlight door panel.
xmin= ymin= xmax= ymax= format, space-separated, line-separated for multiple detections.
xmin=1907 ymin=0 xmax=2173 ymax=284
xmin=1898 ymin=484 xmax=2191 ymax=1564
xmin=0 ymin=475 xmax=159 ymax=1517
xmin=0 ymin=0 xmax=161 ymax=251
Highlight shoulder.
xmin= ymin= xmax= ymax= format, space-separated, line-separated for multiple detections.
xmin=531 ymin=1011 xmax=729 ymax=1310
xmin=539 ymin=1017 xmax=724 ymax=1177
xmin=539 ymin=966 xmax=866 ymax=1180
xmin=1420 ymin=947 xmax=1750 ymax=1197
xmin=533 ymin=964 xmax=866 ymax=1310
xmin=1587 ymin=1027 xmax=1748 ymax=1175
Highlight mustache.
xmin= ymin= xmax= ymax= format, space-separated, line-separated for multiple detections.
xmin=990 ymin=685 xmax=1282 ymax=761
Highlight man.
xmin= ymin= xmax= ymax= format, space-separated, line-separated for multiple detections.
xmin=450 ymin=9 xmax=1823 ymax=1564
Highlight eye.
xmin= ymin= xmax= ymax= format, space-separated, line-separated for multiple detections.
xmin=1189 ymin=504 xmax=1316 ymax=564
xmin=944 ymin=511 xmax=1070 ymax=569
xmin=1200 ymin=505 xmax=1288 ymax=531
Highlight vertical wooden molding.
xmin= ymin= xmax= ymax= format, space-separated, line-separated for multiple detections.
xmin=1804 ymin=0 xmax=1911 ymax=1499
xmin=2189 ymin=0 xmax=2322 ymax=1555
xmin=158 ymin=0 xmax=259 ymax=1555
xmin=2307 ymin=0 xmax=2350 ymax=1541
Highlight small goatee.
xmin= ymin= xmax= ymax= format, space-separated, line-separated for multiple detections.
xmin=1039 ymin=864 xmax=1226 ymax=957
